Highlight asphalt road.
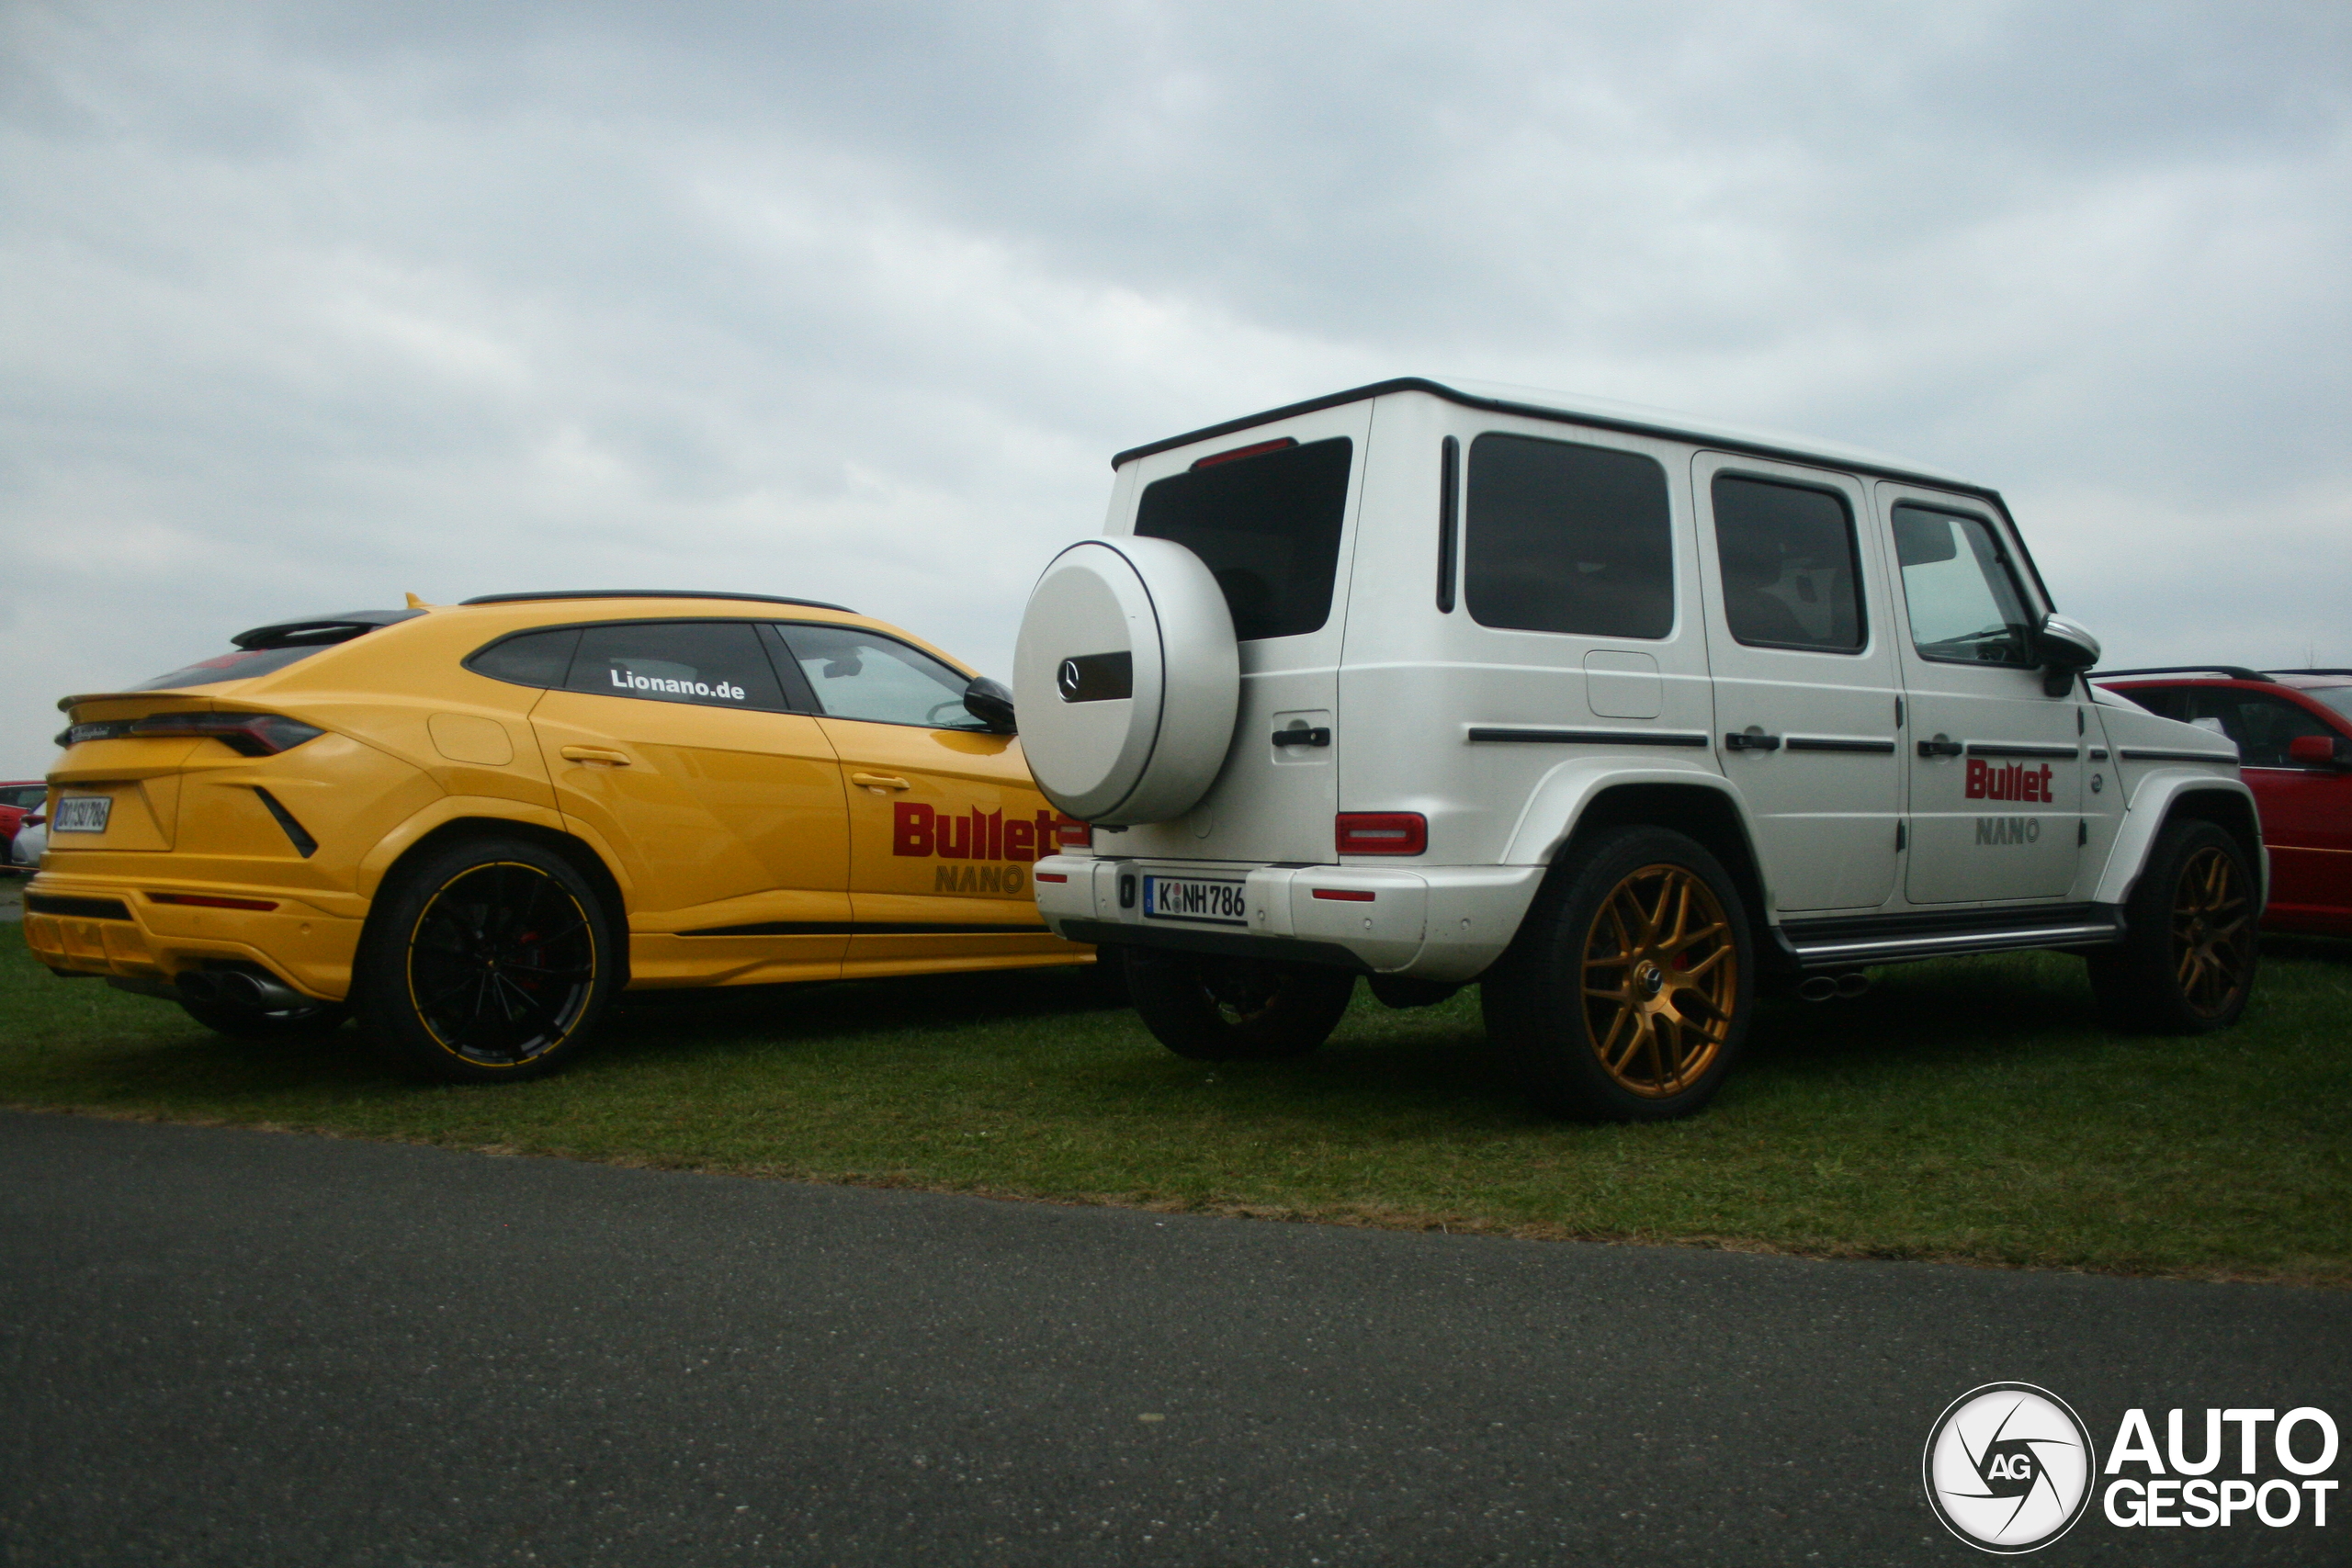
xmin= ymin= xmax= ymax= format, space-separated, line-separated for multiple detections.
xmin=2 ymin=1113 xmax=2344 ymax=1567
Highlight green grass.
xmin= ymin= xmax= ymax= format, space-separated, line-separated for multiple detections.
xmin=3 ymin=936 xmax=2346 ymax=1285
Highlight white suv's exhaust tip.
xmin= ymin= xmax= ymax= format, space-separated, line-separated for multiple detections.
xmin=1796 ymin=971 xmax=1873 ymax=1002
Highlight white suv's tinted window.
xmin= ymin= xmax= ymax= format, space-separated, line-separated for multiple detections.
xmin=1135 ymin=437 xmax=1352 ymax=641
xmin=565 ymin=621 xmax=788 ymax=709
xmin=1465 ymin=434 xmax=1672 ymax=639
xmin=1712 ymin=476 xmax=1864 ymax=653
xmin=777 ymin=624 xmax=983 ymax=729
xmin=1892 ymin=505 xmax=2033 ymax=667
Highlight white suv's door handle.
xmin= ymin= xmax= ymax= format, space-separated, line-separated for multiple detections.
xmin=851 ymin=773 xmax=912 ymax=793
xmin=560 ymin=746 xmax=632 ymax=767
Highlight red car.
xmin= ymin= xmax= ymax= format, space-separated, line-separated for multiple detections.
xmin=0 ymin=781 xmax=46 ymax=873
xmin=2095 ymin=669 xmax=2352 ymax=935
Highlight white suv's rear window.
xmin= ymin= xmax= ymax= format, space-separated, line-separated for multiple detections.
xmin=1135 ymin=437 xmax=1352 ymax=642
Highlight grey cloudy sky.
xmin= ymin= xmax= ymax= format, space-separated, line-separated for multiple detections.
xmin=4 ymin=1 xmax=2348 ymax=775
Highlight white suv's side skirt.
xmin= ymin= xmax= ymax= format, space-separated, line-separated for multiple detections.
xmin=1774 ymin=904 xmax=2124 ymax=969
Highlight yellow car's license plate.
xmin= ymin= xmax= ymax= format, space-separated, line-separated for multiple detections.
xmin=51 ymin=795 xmax=111 ymax=834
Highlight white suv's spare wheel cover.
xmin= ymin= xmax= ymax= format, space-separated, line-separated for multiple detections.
xmin=1013 ymin=536 xmax=1238 ymax=825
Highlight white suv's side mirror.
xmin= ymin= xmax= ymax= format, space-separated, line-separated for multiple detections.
xmin=2035 ymin=613 xmax=2101 ymax=696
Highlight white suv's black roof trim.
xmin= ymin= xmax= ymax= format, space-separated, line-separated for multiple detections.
xmin=1108 ymin=378 xmax=2056 ymax=610
xmin=1114 ymin=377 xmax=1980 ymax=492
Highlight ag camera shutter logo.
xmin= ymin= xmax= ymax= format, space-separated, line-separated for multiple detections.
xmin=1923 ymin=1382 xmax=2096 ymax=1553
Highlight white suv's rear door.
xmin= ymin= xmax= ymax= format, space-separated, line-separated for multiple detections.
xmin=1107 ymin=402 xmax=1373 ymax=866
xmin=1877 ymin=484 xmax=2085 ymax=904
xmin=1693 ymin=453 xmax=1902 ymax=912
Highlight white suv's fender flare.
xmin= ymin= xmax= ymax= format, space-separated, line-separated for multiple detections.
xmin=2091 ymin=771 xmax=2267 ymax=908
xmin=1500 ymin=753 xmax=1764 ymax=880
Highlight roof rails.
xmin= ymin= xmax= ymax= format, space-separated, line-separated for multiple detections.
xmin=2090 ymin=666 xmax=2275 ymax=683
xmin=2267 ymin=668 xmax=2352 ymax=679
xmin=461 ymin=590 xmax=855 ymax=614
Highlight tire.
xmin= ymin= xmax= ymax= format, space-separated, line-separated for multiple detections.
xmin=2086 ymin=818 xmax=2258 ymax=1034
xmin=356 ymin=835 xmax=618 ymax=1083
xmin=1368 ymin=975 xmax=1461 ymax=1010
xmin=1482 ymin=825 xmax=1755 ymax=1122
xmin=179 ymin=995 xmax=350 ymax=1042
xmin=1125 ymin=947 xmax=1356 ymax=1061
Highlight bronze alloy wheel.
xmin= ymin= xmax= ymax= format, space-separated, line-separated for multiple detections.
xmin=2168 ymin=843 xmax=2254 ymax=1021
xmin=1578 ymin=862 xmax=1740 ymax=1098
xmin=406 ymin=860 xmax=599 ymax=1066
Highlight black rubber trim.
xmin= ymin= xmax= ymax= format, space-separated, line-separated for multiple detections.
xmin=1435 ymin=434 xmax=1460 ymax=614
xmin=251 ymin=787 xmax=318 ymax=858
xmin=1057 ymin=919 xmax=1365 ymax=972
xmin=1467 ymin=728 xmax=1711 ymax=748
xmin=1784 ymin=737 xmax=1898 ymax=754
xmin=1107 ymin=378 xmax=2010 ymax=503
xmin=1966 ymin=742 xmax=2079 ymax=759
xmin=682 ymin=920 xmax=1050 ymax=937
xmin=462 ymin=590 xmax=854 ymax=612
xmin=25 ymin=894 xmax=133 ymax=920
xmin=2093 ymin=665 xmax=2275 ymax=682
xmin=2117 ymin=747 xmax=2239 ymax=764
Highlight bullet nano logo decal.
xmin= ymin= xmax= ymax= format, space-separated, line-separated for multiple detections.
xmin=1924 ymin=1383 xmax=2096 ymax=1553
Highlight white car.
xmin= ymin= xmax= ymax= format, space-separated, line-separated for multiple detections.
xmin=1012 ymin=378 xmax=2261 ymax=1120
xmin=9 ymin=818 xmax=43 ymax=871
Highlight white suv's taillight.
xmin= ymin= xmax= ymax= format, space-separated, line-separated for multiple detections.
xmin=1336 ymin=812 xmax=1427 ymax=855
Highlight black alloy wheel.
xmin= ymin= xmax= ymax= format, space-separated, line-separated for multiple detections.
xmin=357 ymin=836 xmax=616 ymax=1082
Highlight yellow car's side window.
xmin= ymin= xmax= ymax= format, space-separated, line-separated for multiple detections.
xmin=777 ymin=624 xmax=985 ymax=730
xmin=563 ymin=622 xmax=791 ymax=711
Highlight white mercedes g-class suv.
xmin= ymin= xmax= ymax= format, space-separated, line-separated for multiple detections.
xmin=1012 ymin=378 xmax=2261 ymax=1120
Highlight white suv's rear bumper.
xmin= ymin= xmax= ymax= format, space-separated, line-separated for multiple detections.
xmin=1032 ymin=855 xmax=1544 ymax=982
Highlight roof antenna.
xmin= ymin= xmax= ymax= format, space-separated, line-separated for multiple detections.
xmin=405 ymin=592 xmax=432 ymax=610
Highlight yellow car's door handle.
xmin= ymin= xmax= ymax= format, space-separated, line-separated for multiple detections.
xmin=850 ymin=773 xmax=912 ymax=793
xmin=560 ymin=746 xmax=633 ymax=767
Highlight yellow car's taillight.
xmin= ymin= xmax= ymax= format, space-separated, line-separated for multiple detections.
xmin=55 ymin=712 xmax=326 ymax=756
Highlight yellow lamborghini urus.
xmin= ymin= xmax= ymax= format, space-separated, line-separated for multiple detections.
xmin=26 ymin=591 xmax=1090 ymax=1080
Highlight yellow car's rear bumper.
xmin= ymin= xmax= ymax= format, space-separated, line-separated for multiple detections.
xmin=21 ymin=873 xmax=361 ymax=1001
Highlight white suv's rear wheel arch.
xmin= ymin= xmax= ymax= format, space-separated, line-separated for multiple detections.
xmin=1012 ymin=536 xmax=1240 ymax=825
xmin=1553 ymin=784 xmax=1771 ymax=953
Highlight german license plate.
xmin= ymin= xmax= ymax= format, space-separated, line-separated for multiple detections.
xmin=1141 ymin=874 xmax=1248 ymax=926
xmin=51 ymin=795 xmax=110 ymax=834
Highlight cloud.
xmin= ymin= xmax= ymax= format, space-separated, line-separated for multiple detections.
xmin=2 ymin=0 xmax=2348 ymax=775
